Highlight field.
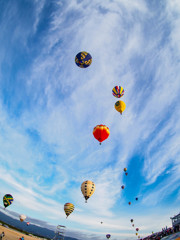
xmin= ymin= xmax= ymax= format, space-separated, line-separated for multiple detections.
xmin=0 ymin=226 xmax=46 ymax=240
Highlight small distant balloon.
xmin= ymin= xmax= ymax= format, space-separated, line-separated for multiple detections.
xmin=19 ymin=214 xmax=26 ymax=222
xmin=125 ymin=172 xmax=128 ymax=176
xmin=136 ymin=228 xmax=139 ymax=231
xmin=132 ymin=224 xmax=135 ymax=227
xmin=75 ymin=51 xmax=92 ymax=68
xmin=27 ymin=222 xmax=30 ymax=226
xmin=106 ymin=234 xmax=111 ymax=239
xmin=135 ymin=197 xmax=138 ymax=201
xmin=101 ymin=221 xmax=103 ymax=224
xmin=128 ymin=202 xmax=131 ymax=205
xmin=124 ymin=168 xmax=127 ymax=172
xmin=130 ymin=219 xmax=133 ymax=223
xmin=121 ymin=185 xmax=125 ymax=189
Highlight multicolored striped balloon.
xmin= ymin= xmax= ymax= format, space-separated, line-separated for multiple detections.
xmin=3 ymin=194 xmax=14 ymax=208
xmin=112 ymin=86 xmax=124 ymax=98
xmin=75 ymin=51 xmax=92 ymax=68
xmin=64 ymin=203 xmax=74 ymax=218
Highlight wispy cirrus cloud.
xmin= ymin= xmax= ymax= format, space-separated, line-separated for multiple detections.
xmin=0 ymin=0 xmax=179 ymax=239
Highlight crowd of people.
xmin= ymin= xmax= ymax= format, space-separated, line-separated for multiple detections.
xmin=140 ymin=226 xmax=179 ymax=240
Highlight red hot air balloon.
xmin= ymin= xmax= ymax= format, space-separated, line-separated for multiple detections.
xmin=136 ymin=228 xmax=139 ymax=231
xmin=128 ymin=202 xmax=131 ymax=205
xmin=125 ymin=172 xmax=128 ymax=176
xmin=93 ymin=125 xmax=110 ymax=145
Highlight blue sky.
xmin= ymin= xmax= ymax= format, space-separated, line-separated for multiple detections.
xmin=0 ymin=0 xmax=180 ymax=239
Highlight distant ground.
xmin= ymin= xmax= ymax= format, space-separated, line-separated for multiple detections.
xmin=162 ymin=232 xmax=180 ymax=240
xmin=0 ymin=226 xmax=45 ymax=240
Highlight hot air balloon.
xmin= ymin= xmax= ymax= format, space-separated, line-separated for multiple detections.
xmin=64 ymin=203 xmax=74 ymax=218
xmin=3 ymin=194 xmax=13 ymax=208
xmin=136 ymin=233 xmax=138 ymax=236
xmin=101 ymin=221 xmax=103 ymax=224
xmin=114 ymin=100 xmax=126 ymax=114
xmin=125 ymin=172 xmax=128 ymax=176
xmin=121 ymin=185 xmax=125 ymax=189
xmin=93 ymin=125 xmax=110 ymax=145
xmin=124 ymin=168 xmax=127 ymax=172
xmin=19 ymin=214 xmax=26 ymax=222
xmin=132 ymin=224 xmax=135 ymax=227
xmin=112 ymin=86 xmax=124 ymax=98
xmin=75 ymin=51 xmax=92 ymax=68
xmin=135 ymin=197 xmax=138 ymax=201
xmin=138 ymin=236 xmax=140 ymax=239
xmin=106 ymin=234 xmax=111 ymax=239
xmin=81 ymin=180 xmax=95 ymax=202
xmin=130 ymin=219 xmax=133 ymax=223
xmin=27 ymin=222 xmax=30 ymax=226
xmin=128 ymin=202 xmax=131 ymax=205
xmin=136 ymin=228 xmax=139 ymax=231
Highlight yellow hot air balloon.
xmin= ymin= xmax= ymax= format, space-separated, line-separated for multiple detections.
xmin=114 ymin=100 xmax=126 ymax=114
xmin=64 ymin=203 xmax=74 ymax=218
xmin=136 ymin=233 xmax=138 ymax=236
xmin=81 ymin=180 xmax=95 ymax=202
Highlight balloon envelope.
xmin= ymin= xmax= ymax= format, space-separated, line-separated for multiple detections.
xmin=81 ymin=180 xmax=95 ymax=202
xmin=64 ymin=203 xmax=74 ymax=218
xmin=93 ymin=125 xmax=110 ymax=144
xmin=75 ymin=51 xmax=92 ymax=68
xmin=19 ymin=214 xmax=26 ymax=222
xmin=3 ymin=194 xmax=13 ymax=208
xmin=112 ymin=86 xmax=124 ymax=98
xmin=114 ymin=100 xmax=126 ymax=114
xmin=106 ymin=234 xmax=111 ymax=239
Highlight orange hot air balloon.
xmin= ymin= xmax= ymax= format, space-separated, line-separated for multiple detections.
xmin=93 ymin=125 xmax=110 ymax=145
xmin=128 ymin=201 xmax=131 ymax=205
